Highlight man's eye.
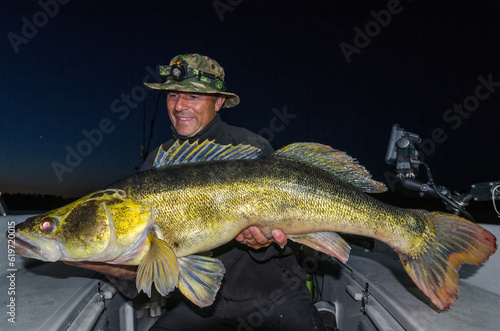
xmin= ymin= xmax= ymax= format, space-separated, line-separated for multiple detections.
xmin=189 ymin=95 xmax=198 ymax=99
xmin=167 ymin=93 xmax=178 ymax=98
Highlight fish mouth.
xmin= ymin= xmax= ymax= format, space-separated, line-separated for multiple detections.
xmin=13 ymin=233 xmax=62 ymax=262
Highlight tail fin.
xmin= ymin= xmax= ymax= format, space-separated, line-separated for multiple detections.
xmin=398 ymin=211 xmax=497 ymax=310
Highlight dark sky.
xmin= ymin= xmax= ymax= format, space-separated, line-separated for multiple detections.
xmin=1 ymin=0 xmax=499 ymax=198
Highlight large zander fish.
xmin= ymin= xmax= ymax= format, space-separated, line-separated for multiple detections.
xmin=14 ymin=140 xmax=497 ymax=310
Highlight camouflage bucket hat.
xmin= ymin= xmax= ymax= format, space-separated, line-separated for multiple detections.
xmin=144 ymin=53 xmax=240 ymax=108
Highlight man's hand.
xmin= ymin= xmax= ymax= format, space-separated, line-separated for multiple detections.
xmin=236 ymin=226 xmax=287 ymax=250
xmin=64 ymin=261 xmax=137 ymax=280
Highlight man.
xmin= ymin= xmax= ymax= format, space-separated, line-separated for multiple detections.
xmin=143 ymin=53 xmax=326 ymax=330
xmin=72 ymin=54 xmax=326 ymax=330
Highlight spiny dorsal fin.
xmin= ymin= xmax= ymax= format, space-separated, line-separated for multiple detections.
xmin=274 ymin=143 xmax=387 ymax=193
xmin=153 ymin=140 xmax=262 ymax=168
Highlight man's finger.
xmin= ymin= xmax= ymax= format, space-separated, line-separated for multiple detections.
xmin=248 ymin=226 xmax=271 ymax=245
xmin=272 ymin=229 xmax=287 ymax=248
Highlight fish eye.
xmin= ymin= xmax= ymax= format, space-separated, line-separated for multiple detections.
xmin=39 ymin=217 xmax=57 ymax=233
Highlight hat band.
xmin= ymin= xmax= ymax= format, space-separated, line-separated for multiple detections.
xmin=158 ymin=63 xmax=226 ymax=92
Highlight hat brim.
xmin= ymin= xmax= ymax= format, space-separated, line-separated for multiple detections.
xmin=144 ymin=80 xmax=240 ymax=108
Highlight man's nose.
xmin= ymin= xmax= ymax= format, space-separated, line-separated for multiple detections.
xmin=174 ymin=96 xmax=187 ymax=111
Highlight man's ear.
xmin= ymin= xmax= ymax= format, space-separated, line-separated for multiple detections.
xmin=214 ymin=95 xmax=226 ymax=112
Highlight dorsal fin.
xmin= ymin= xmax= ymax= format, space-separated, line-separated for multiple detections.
xmin=274 ymin=143 xmax=387 ymax=193
xmin=153 ymin=140 xmax=262 ymax=168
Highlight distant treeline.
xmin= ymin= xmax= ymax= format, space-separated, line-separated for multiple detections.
xmin=2 ymin=193 xmax=77 ymax=212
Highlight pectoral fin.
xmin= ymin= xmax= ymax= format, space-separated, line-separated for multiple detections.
xmin=177 ymin=255 xmax=226 ymax=307
xmin=288 ymin=231 xmax=351 ymax=263
xmin=136 ymin=233 xmax=179 ymax=297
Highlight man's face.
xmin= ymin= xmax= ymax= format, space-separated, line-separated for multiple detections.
xmin=166 ymin=92 xmax=226 ymax=137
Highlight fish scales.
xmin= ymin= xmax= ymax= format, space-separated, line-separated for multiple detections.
xmin=13 ymin=140 xmax=496 ymax=310
xmin=114 ymin=156 xmax=432 ymax=258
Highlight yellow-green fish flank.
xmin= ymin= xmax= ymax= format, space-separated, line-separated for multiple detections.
xmin=14 ymin=140 xmax=497 ymax=310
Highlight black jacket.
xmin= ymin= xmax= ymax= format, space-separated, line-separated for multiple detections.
xmin=140 ymin=114 xmax=307 ymax=318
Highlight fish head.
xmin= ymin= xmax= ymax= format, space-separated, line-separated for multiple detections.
xmin=14 ymin=189 xmax=151 ymax=262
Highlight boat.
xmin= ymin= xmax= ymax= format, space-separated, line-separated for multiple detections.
xmin=1 ymin=125 xmax=499 ymax=330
